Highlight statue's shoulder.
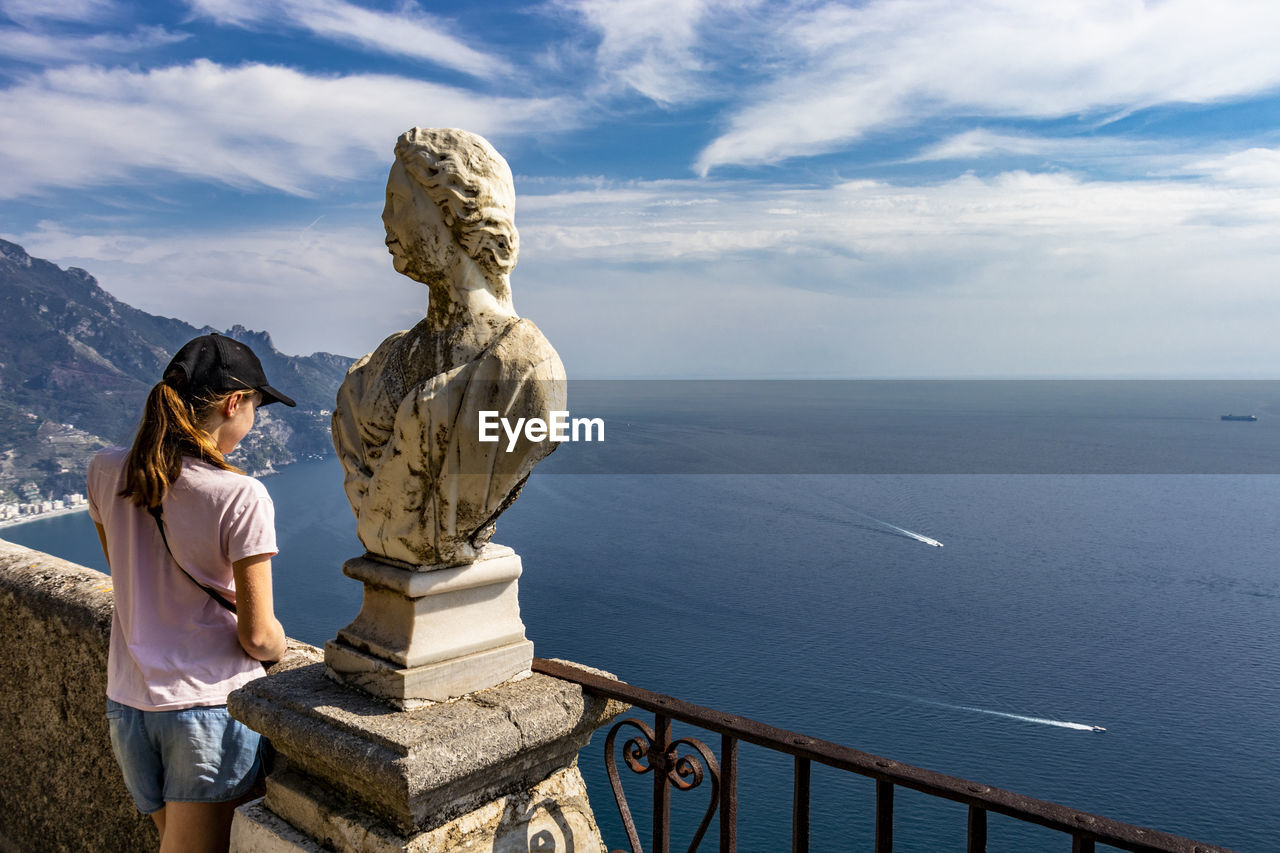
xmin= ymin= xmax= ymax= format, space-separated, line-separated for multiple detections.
xmin=483 ymin=318 xmax=563 ymax=383
xmin=337 ymin=329 xmax=411 ymax=412
xmin=346 ymin=329 xmax=408 ymax=375
xmin=490 ymin=318 xmax=557 ymax=363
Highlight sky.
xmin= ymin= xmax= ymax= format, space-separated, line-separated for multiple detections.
xmin=2 ymin=0 xmax=1280 ymax=377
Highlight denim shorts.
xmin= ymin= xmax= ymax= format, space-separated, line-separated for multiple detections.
xmin=105 ymin=699 xmax=263 ymax=814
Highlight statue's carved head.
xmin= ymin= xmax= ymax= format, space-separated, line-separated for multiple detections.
xmin=385 ymin=128 xmax=519 ymax=291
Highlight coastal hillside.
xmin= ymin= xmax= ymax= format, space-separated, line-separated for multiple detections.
xmin=0 ymin=238 xmax=352 ymax=503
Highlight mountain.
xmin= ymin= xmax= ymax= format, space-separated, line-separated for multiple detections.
xmin=0 ymin=238 xmax=352 ymax=502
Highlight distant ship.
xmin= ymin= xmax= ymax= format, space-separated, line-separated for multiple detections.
xmin=1221 ymin=414 xmax=1258 ymax=422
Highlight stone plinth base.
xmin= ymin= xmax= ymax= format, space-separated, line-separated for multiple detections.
xmin=231 ymin=799 xmax=318 ymax=852
xmin=232 ymin=764 xmax=604 ymax=853
xmin=324 ymin=638 xmax=535 ymax=709
xmin=325 ymin=545 xmax=533 ymax=706
xmin=228 ymin=660 xmax=627 ymax=844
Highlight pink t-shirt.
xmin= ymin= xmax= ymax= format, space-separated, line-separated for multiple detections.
xmin=87 ymin=447 xmax=278 ymax=710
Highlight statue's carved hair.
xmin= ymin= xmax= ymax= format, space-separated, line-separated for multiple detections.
xmin=394 ymin=128 xmax=519 ymax=279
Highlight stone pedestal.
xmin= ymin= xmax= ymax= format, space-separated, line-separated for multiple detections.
xmin=228 ymin=659 xmax=626 ymax=853
xmin=324 ymin=544 xmax=533 ymax=707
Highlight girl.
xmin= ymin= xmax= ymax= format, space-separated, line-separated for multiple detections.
xmin=87 ymin=333 xmax=292 ymax=853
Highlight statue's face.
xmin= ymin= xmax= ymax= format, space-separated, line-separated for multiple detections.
xmin=383 ymin=159 xmax=449 ymax=279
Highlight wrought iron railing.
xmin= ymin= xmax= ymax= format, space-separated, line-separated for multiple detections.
xmin=532 ymin=659 xmax=1231 ymax=853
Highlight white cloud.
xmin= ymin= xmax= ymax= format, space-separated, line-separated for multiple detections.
xmin=0 ymin=0 xmax=117 ymax=25
xmin=914 ymin=131 xmax=1280 ymax=192
xmin=696 ymin=0 xmax=1280 ymax=173
xmin=0 ymin=25 xmax=188 ymax=62
xmin=559 ymin=0 xmax=760 ymax=104
xmin=1190 ymin=147 xmax=1280 ymax=187
xmin=0 ymin=60 xmax=576 ymax=198
xmin=913 ymin=130 xmax=1088 ymax=162
xmin=178 ymin=0 xmax=261 ymax=26
xmin=184 ymin=0 xmax=509 ymax=79
xmin=518 ymin=169 xmax=1272 ymax=264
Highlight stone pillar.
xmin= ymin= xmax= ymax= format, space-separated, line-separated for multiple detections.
xmin=228 ymin=656 xmax=626 ymax=852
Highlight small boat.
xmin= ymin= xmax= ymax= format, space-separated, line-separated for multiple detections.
xmin=1221 ymin=414 xmax=1258 ymax=422
xmin=1091 ymin=726 xmax=1107 ymax=733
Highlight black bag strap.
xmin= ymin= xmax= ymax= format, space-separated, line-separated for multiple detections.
xmin=148 ymin=506 xmax=238 ymax=614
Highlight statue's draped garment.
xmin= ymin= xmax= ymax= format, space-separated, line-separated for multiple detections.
xmin=332 ymin=318 xmax=566 ymax=566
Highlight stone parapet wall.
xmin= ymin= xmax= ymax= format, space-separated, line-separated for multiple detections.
xmin=0 ymin=538 xmax=156 ymax=852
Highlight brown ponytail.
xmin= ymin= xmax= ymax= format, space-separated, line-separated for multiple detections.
xmin=119 ymin=376 xmax=244 ymax=509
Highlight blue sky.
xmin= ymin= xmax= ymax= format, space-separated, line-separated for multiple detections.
xmin=3 ymin=0 xmax=1280 ymax=377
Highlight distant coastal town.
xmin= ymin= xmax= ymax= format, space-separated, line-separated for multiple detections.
xmin=0 ymin=493 xmax=89 ymax=529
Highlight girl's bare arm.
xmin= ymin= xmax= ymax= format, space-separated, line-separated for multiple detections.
xmin=232 ymin=554 xmax=287 ymax=661
xmin=94 ymin=522 xmax=110 ymax=569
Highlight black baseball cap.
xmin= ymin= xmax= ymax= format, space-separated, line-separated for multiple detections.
xmin=165 ymin=332 xmax=296 ymax=407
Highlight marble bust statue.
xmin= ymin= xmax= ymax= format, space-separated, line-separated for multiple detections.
xmin=332 ymin=128 xmax=566 ymax=566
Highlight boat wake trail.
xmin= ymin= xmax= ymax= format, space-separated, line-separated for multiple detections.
xmin=945 ymin=704 xmax=1098 ymax=731
xmin=851 ymin=511 xmax=944 ymax=547
xmin=880 ymin=691 xmax=1104 ymax=732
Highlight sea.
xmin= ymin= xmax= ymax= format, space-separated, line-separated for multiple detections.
xmin=7 ymin=381 xmax=1280 ymax=852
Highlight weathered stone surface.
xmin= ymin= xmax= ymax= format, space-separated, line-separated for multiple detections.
xmin=228 ymin=662 xmax=627 ymax=835
xmin=231 ymin=799 xmax=324 ymax=852
xmin=325 ymin=545 xmax=535 ymax=704
xmin=332 ymin=127 xmax=567 ymax=568
xmin=0 ymin=538 xmax=156 ymax=853
xmin=325 ymin=636 xmax=534 ymax=708
xmin=334 ymin=547 xmax=528 ymax=668
xmin=239 ymin=763 xmax=606 ymax=853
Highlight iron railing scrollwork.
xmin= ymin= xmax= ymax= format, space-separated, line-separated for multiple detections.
xmin=605 ymin=716 xmax=721 ymax=853
xmin=533 ymin=658 xmax=1232 ymax=853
